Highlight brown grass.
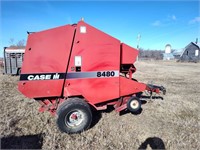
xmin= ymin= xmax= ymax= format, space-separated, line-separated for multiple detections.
xmin=0 ymin=61 xmax=200 ymax=149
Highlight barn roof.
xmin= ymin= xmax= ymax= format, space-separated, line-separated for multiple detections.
xmin=187 ymin=42 xmax=200 ymax=49
xmin=173 ymin=49 xmax=183 ymax=56
xmin=192 ymin=42 xmax=200 ymax=48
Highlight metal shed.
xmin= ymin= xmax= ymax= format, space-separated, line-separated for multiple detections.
xmin=3 ymin=47 xmax=25 ymax=75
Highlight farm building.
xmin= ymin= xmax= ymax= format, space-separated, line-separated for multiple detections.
xmin=173 ymin=49 xmax=183 ymax=60
xmin=163 ymin=44 xmax=175 ymax=60
xmin=179 ymin=42 xmax=200 ymax=62
xmin=163 ymin=53 xmax=174 ymax=60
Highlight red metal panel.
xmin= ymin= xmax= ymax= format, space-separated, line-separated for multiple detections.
xmin=19 ymin=80 xmax=64 ymax=98
xmin=65 ymin=21 xmax=121 ymax=104
xmin=121 ymin=43 xmax=138 ymax=64
xmin=18 ymin=25 xmax=75 ymax=98
xmin=64 ymin=78 xmax=120 ymax=104
xmin=21 ymin=25 xmax=75 ymax=73
xmin=119 ymin=76 xmax=146 ymax=96
xmin=68 ymin=21 xmax=121 ymax=71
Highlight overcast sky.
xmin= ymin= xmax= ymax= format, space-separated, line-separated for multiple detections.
xmin=0 ymin=0 xmax=200 ymax=57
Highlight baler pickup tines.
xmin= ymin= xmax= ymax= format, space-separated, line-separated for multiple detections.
xmin=146 ymin=84 xmax=166 ymax=95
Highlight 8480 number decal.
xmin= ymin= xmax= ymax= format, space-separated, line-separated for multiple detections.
xmin=97 ymin=71 xmax=115 ymax=77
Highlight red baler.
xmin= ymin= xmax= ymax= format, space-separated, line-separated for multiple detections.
xmin=18 ymin=20 xmax=166 ymax=134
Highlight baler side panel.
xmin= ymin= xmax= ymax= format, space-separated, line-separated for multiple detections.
xmin=121 ymin=43 xmax=138 ymax=64
xmin=64 ymin=78 xmax=120 ymax=104
xmin=18 ymin=25 xmax=75 ymax=98
xmin=119 ymin=77 xmax=146 ymax=96
xmin=64 ymin=21 xmax=121 ymax=104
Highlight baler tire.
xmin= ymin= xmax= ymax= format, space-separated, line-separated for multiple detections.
xmin=56 ymin=98 xmax=92 ymax=134
xmin=127 ymin=97 xmax=141 ymax=113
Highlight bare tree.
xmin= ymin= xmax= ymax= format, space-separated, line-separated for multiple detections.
xmin=139 ymin=48 xmax=164 ymax=60
xmin=8 ymin=38 xmax=26 ymax=48
xmin=9 ymin=38 xmax=15 ymax=46
xmin=16 ymin=39 xmax=25 ymax=47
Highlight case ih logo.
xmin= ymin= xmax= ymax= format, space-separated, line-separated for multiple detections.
xmin=20 ymin=73 xmax=65 ymax=81
xmin=27 ymin=73 xmax=60 ymax=80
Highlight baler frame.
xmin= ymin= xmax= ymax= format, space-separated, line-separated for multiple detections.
xmin=36 ymin=81 xmax=166 ymax=116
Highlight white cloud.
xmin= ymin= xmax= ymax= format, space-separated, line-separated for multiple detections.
xmin=189 ymin=17 xmax=200 ymax=24
xmin=172 ymin=15 xmax=176 ymax=20
xmin=152 ymin=20 xmax=161 ymax=26
xmin=167 ymin=15 xmax=176 ymax=21
xmin=152 ymin=15 xmax=176 ymax=27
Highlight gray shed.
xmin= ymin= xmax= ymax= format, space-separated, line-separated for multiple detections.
xmin=179 ymin=42 xmax=200 ymax=62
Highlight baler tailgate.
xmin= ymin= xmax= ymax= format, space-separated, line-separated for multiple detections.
xmin=18 ymin=25 xmax=76 ymax=98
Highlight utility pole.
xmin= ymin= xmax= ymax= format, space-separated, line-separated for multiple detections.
xmin=137 ymin=33 xmax=141 ymax=49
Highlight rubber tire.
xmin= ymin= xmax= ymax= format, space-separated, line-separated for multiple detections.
xmin=56 ymin=98 xmax=92 ymax=134
xmin=127 ymin=97 xmax=141 ymax=113
xmin=17 ymin=68 xmax=21 ymax=75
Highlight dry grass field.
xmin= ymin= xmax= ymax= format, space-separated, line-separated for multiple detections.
xmin=0 ymin=61 xmax=200 ymax=149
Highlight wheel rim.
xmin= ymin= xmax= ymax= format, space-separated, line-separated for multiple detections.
xmin=130 ymin=100 xmax=139 ymax=109
xmin=65 ymin=110 xmax=84 ymax=127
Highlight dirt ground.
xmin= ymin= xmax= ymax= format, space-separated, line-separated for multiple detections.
xmin=0 ymin=61 xmax=200 ymax=149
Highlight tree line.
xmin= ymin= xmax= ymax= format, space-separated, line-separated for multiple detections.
xmin=138 ymin=48 xmax=164 ymax=60
xmin=8 ymin=38 xmax=26 ymax=49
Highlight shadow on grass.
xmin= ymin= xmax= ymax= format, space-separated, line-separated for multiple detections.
xmin=140 ymin=95 xmax=164 ymax=100
xmin=90 ymin=101 xmax=147 ymax=128
xmin=90 ymin=105 xmax=115 ymax=128
xmin=1 ymin=133 xmax=44 ymax=149
xmin=119 ymin=107 xmax=143 ymax=116
xmin=138 ymin=137 xmax=165 ymax=150
xmin=89 ymin=94 xmax=164 ymax=128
